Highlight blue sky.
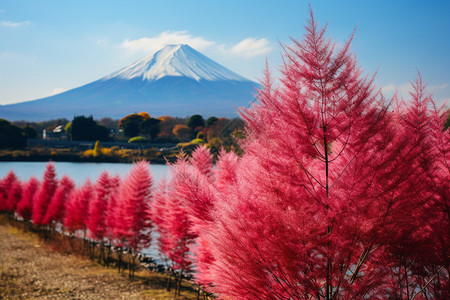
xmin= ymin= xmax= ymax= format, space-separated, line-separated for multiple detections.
xmin=1 ymin=0 xmax=449 ymax=107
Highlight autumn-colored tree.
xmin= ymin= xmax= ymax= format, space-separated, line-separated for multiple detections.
xmin=172 ymin=124 xmax=192 ymax=141
xmin=189 ymin=11 xmax=448 ymax=299
xmin=157 ymin=116 xmax=182 ymax=141
xmin=32 ymin=162 xmax=58 ymax=225
xmin=16 ymin=177 xmax=40 ymax=220
xmin=43 ymin=175 xmax=74 ymax=225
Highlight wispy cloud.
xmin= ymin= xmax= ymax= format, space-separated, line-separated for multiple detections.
xmin=120 ymin=31 xmax=214 ymax=55
xmin=226 ymin=38 xmax=272 ymax=57
xmin=0 ymin=9 xmax=5 ymax=13
xmin=1 ymin=20 xmax=30 ymax=27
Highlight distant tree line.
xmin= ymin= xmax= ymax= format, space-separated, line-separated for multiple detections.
xmin=3 ymin=111 xmax=245 ymax=154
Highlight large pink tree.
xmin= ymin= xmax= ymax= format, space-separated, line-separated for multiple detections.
xmin=191 ymin=10 xmax=447 ymax=299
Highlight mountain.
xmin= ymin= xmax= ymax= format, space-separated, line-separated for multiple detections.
xmin=0 ymin=44 xmax=258 ymax=121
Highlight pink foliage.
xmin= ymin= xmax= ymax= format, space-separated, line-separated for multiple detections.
xmin=190 ymin=145 xmax=214 ymax=179
xmin=32 ymin=162 xmax=58 ymax=225
xmin=180 ymin=10 xmax=450 ymax=299
xmin=6 ymin=179 xmax=22 ymax=213
xmin=154 ymin=158 xmax=196 ymax=273
xmin=0 ymin=171 xmax=18 ymax=212
xmin=151 ymin=179 xmax=171 ymax=258
xmin=16 ymin=177 xmax=40 ymax=220
xmin=88 ymin=171 xmax=117 ymax=241
xmin=64 ymin=179 xmax=93 ymax=233
xmin=43 ymin=175 xmax=74 ymax=225
xmin=105 ymin=175 xmax=121 ymax=242
xmin=115 ymin=161 xmax=153 ymax=251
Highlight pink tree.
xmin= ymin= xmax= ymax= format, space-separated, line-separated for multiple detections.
xmin=16 ymin=177 xmax=40 ymax=221
xmin=192 ymin=10 xmax=446 ymax=299
xmin=0 ymin=171 xmax=18 ymax=212
xmin=64 ymin=179 xmax=93 ymax=235
xmin=154 ymin=157 xmax=198 ymax=293
xmin=114 ymin=161 xmax=153 ymax=277
xmin=6 ymin=177 xmax=22 ymax=214
xmin=43 ymin=175 xmax=74 ymax=225
xmin=88 ymin=171 xmax=117 ymax=241
xmin=151 ymin=179 xmax=171 ymax=264
xmin=104 ymin=174 xmax=121 ymax=243
xmin=87 ymin=171 xmax=118 ymax=265
xmin=32 ymin=162 xmax=58 ymax=225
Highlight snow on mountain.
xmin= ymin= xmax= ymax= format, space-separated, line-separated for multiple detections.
xmin=0 ymin=44 xmax=258 ymax=121
xmin=103 ymin=44 xmax=248 ymax=82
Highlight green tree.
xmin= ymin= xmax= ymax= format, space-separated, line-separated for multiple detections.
xmin=187 ymin=114 xmax=205 ymax=130
xmin=118 ymin=113 xmax=144 ymax=138
xmin=22 ymin=125 xmax=37 ymax=139
xmin=70 ymin=115 xmax=108 ymax=141
xmin=205 ymin=116 xmax=218 ymax=127
xmin=140 ymin=118 xmax=161 ymax=141
xmin=0 ymin=119 xmax=26 ymax=148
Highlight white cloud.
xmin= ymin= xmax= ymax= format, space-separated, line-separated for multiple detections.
xmin=119 ymin=31 xmax=272 ymax=59
xmin=227 ymin=38 xmax=272 ymax=57
xmin=0 ymin=9 xmax=5 ymax=13
xmin=1 ymin=20 xmax=30 ymax=27
xmin=51 ymin=88 xmax=66 ymax=95
xmin=120 ymin=31 xmax=214 ymax=55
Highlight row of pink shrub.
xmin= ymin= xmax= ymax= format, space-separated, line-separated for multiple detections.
xmin=1 ymin=12 xmax=450 ymax=299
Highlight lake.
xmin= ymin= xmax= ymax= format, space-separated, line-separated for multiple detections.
xmin=0 ymin=161 xmax=170 ymax=185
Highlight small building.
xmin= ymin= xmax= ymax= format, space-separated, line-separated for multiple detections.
xmin=43 ymin=125 xmax=66 ymax=140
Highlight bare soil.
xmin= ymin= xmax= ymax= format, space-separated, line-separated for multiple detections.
xmin=0 ymin=221 xmax=197 ymax=299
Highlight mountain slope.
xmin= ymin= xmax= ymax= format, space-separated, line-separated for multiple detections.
xmin=0 ymin=45 xmax=258 ymax=121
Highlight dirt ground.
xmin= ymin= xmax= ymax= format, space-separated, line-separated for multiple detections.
xmin=0 ymin=222 xmax=197 ymax=299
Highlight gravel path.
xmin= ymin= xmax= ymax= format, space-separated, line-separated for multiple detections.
xmin=0 ymin=222 xmax=195 ymax=299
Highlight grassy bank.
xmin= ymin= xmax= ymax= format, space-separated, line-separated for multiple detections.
xmin=0 ymin=215 xmax=206 ymax=299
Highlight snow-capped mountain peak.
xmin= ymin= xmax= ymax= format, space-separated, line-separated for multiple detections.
xmin=103 ymin=44 xmax=248 ymax=82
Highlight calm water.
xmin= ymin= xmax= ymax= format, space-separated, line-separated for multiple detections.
xmin=0 ymin=161 xmax=170 ymax=185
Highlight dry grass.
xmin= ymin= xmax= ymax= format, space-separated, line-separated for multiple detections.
xmin=0 ymin=215 xmax=203 ymax=299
